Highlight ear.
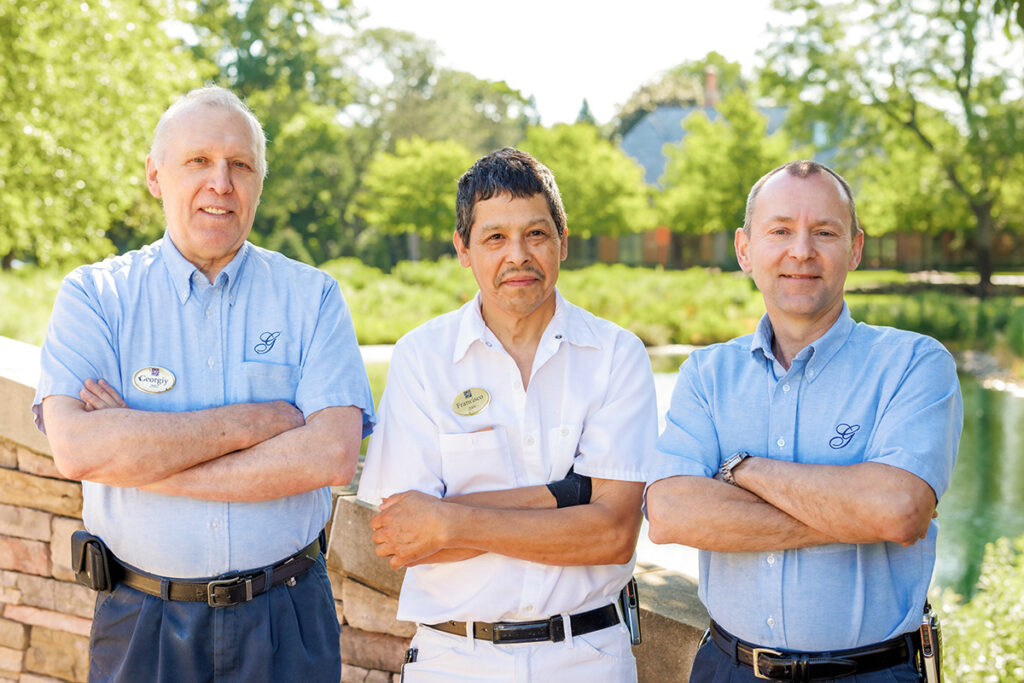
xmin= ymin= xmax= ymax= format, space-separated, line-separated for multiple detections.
xmin=559 ymin=226 xmax=569 ymax=262
xmin=735 ymin=228 xmax=752 ymax=273
xmin=145 ymin=156 xmax=162 ymax=199
xmin=848 ymin=230 xmax=864 ymax=271
xmin=453 ymin=229 xmax=471 ymax=267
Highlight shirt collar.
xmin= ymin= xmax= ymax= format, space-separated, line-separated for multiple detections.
xmin=452 ymin=288 xmax=601 ymax=364
xmin=159 ymin=232 xmax=250 ymax=305
xmin=750 ymin=303 xmax=855 ymax=382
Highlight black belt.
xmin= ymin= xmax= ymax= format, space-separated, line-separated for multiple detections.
xmin=426 ymin=604 xmax=620 ymax=644
xmin=112 ymin=537 xmax=322 ymax=608
xmin=709 ymin=620 xmax=915 ymax=681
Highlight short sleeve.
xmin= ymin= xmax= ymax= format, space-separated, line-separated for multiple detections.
xmin=356 ymin=337 xmax=444 ymax=506
xmin=294 ymin=277 xmax=375 ymax=437
xmin=865 ymin=344 xmax=962 ymax=498
xmin=572 ymin=333 xmax=659 ymax=482
xmin=32 ymin=270 xmax=122 ymax=433
xmin=650 ymin=351 xmax=722 ymax=482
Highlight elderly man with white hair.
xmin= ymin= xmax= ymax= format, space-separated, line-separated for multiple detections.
xmin=33 ymin=86 xmax=374 ymax=682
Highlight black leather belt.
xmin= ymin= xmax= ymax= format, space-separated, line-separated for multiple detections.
xmin=709 ymin=620 xmax=915 ymax=681
xmin=111 ymin=537 xmax=322 ymax=608
xmin=426 ymin=604 xmax=620 ymax=644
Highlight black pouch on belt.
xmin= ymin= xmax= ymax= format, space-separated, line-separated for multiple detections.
xmin=71 ymin=530 xmax=113 ymax=592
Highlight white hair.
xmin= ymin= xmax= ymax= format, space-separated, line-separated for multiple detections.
xmin=149 ymin=86 xmax=267 ymax=178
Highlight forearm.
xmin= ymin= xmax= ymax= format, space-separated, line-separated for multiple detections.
xmin=444 ymin=484 xmax=557 ymax=510
xmin=646 ymin=475 xmax=836 ymax=551
xmin=441 ymin=501 xmax=641 ymax=566
xmin=140 ymin=406 xmax=364 ymax=502
xmin=42 ymin=396 xmax=302 ymax=487
xmin=734 ymin=458 xmax=936 ymax=545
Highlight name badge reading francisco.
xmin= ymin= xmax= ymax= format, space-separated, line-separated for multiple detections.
xmin=452 ymin=387 xmax=490 ymax=417
xmin=132 ymin=366 xmax=176 ymax=394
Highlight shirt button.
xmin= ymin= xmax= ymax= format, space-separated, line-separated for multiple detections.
xmin=561 ymin=427 xmax=569 ymax=437
xmin=777 ymin=438 xmax=785 ymax=448
xmin=205 ymin=309 xmax=212 ymax=318
xmin=767 ymin=553 xmax=776 ymax=566
xmin=211 ymin=520 xmax=219 ymax=529
xmin=207 ymin=357 xmax=215 ymax=368
xmin=485 ymin=341 xmax=493 ymax=348
xmin=525 ymin=436 xmax=536 ymax=447
xmin=782 ymin=384 xmax=790 ymax=392
xmin=554 ymin=334 xmax=563 ymax=340
xmin=767 ymin=617 xmax=775 ymax=627
xmin=808 ymin=369 xmax=815 ymax=378
xmin=524 ymin=605 xmax=534 ymax=613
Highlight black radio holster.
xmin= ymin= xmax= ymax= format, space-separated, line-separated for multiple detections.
xmin=71 ymin=530 xmax=113 ymax=592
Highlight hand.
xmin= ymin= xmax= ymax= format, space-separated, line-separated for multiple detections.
xmin=369 ymin=490 xmax=453 ymax=569
xmin=79 ymin=379 xmax=128 ymax=412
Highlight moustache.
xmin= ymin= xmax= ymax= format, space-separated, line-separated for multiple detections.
xmin=497 ymin=266 xmax=544 ymax=282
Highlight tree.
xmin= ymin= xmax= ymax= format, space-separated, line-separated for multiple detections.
xmin=576 ymin=99 xmax=597 ymax=126
xmin=521 ymin=124 xmax=656 ymax=237
xmin=355 ymin=137 xmax=475 ymax=259
xmin=612 ymin=52 xmax=747 ymax=140
xmin=656 ymin=91 xmax=794 ymax=266
xmin=0 ymin=0 xmax=201 ymax=268
xmin=763 ymin=0 xmax=1024 ymax=294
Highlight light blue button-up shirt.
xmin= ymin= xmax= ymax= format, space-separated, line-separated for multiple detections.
xmin=654 ymin=304 xmax=962 ymax=650
xmin=34 ymin=236 xmax=374 ymax=578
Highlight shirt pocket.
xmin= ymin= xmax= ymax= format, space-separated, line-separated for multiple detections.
xmin=438 ymin=427 xmax=514 ymax=495
xmin=241 ymin=361 xmax=299 ymax=403
xmin=547 ymin=423 xmax=583 ymax=481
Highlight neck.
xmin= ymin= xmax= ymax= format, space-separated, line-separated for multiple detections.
xmin=480 ymin=294 xmax=557 ymax=388
xmin=768 ymin=306 xmax=843 ymax=369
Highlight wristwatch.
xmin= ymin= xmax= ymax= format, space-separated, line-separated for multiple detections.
xmin=719 ymin=450 xmax=752 ymax=486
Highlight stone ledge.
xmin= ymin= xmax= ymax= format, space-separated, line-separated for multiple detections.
xmin=328 ymin=495 xmax=405 ymax=598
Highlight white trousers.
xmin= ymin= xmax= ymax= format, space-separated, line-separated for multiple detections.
xmin=400 ymin=620 xmax=637 ymax=682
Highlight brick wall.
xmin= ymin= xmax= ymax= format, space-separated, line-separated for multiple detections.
xmin=0 ymin=336 xmax=705 ymax=682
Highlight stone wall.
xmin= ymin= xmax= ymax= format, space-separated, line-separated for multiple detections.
xmin=0 ymin=336 xmax=706 ymax=682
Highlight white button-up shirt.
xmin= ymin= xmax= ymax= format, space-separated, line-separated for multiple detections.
xmin=358 ymin=290 xmax=658 ymax=623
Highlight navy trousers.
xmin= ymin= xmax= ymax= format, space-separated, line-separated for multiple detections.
xmin=88 ymin=555 xmax=341 ymax=683
xmin=688 ymin=635 xmax=923 ymax=683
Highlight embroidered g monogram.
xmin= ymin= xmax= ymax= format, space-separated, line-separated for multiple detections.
xmin=829 ymin=423 xmax=861 ymax=449
xmin=254 ymin=331 xmax=281 ymax=355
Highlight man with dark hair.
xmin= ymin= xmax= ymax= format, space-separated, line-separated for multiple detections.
xmin=646 ymin=160 xmax=962 ymax=682
xmin=33 ymin=86 xmax=374 ymax=681
xmin=358 ymin=147 xmax=658 ymax=681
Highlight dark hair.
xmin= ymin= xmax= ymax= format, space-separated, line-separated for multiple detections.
xmin=743 ymin=160 xmax=862 ymax=236
xmin=455 ymin=147 xmax=567 ymax=247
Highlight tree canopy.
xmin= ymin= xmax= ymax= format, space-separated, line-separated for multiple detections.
xmin=521 ymin=123 xmax=656 ymax=237
xmin=0 ymin=0 xmax=201 ymax=267
xmin=763 ymin=0 xmax=1024 ymax=292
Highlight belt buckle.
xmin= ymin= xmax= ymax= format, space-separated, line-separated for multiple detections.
xmin=207 ymin=576 xmax=252 ymax=607
xmin=751 ymin=647 xmax=783 ymax=680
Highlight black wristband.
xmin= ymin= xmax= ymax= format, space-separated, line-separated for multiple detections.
xmin=546 ymin=466 xmax=593 ymax=508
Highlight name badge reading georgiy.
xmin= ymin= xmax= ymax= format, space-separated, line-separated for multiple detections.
xmin=452 ymin=387 xmax=490 ymax=417
xmin=132 ymin=366 xmax=176 ymax=394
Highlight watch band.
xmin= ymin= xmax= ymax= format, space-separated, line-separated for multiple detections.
xmin=719 ymin=450 xmax=751 ymax=486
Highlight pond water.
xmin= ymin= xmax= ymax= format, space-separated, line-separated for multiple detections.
xmin=644 ymin=371 xmax=1024 ymax=599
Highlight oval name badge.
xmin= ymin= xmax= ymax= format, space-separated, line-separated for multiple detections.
xmin=451 ymin=387 xmax=490 ymax=417
xmin=132 ymin=366 xmax=176 ymax=394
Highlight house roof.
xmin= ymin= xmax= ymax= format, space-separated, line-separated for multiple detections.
xmin=621 ymin=105 xmax=789 ymax=187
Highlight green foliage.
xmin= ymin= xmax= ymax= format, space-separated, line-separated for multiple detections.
xmin=934 ymin=534 xmax=1024 ymax=682
xmin=657 ymin=90 xmax=794 ymax=235
xmin=848 ymin=293 xmax=1024 ymax=353
xmin=355 ymin=137 xmax=476 ymax=242
xmin=0 ymin=0 xmax=202 ymax=266
xmin=0 ymin=267 xmax=64 ymax=345
xmin=521 ymin=124 xmax=656 ymax=237
xmin=558 ymin=265 xmax=764 ymax=346
xmin=762 ymin=0 xmax=1024 ymax=290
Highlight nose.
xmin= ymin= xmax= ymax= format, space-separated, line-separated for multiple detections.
xmin=506 ymin=234 xmax=531 ymax=265
xmin=207 ymin=160 xmax=233 ymax=195
xmin=788 ymin=229 xmax=815 ymax=261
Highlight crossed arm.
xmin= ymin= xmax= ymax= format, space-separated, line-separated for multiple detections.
xmin=645 ymin=460 xmax=935 ymax=552
xmin=41 ymin=378 xmax=364 ymax=501
xmin=369 ymin=478 xmax=645 ymax=570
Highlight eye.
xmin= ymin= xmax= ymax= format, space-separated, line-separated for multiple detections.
xmin=188 ymin=156 xmax=207 ymax=165
xmin=233 ymin=160 xmax=253 ymax=170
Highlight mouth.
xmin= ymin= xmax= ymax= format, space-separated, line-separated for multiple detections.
xmin=780 ymin=274 xmax=821 ymax=280
xmin=200 ymin=207 xmax=232 ymax=216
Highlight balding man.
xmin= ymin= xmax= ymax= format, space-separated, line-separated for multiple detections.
xmin=646 ymin=160 xmax=962 ymax=683
xmin=33 ymin=86 xmax=374 ymax=682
